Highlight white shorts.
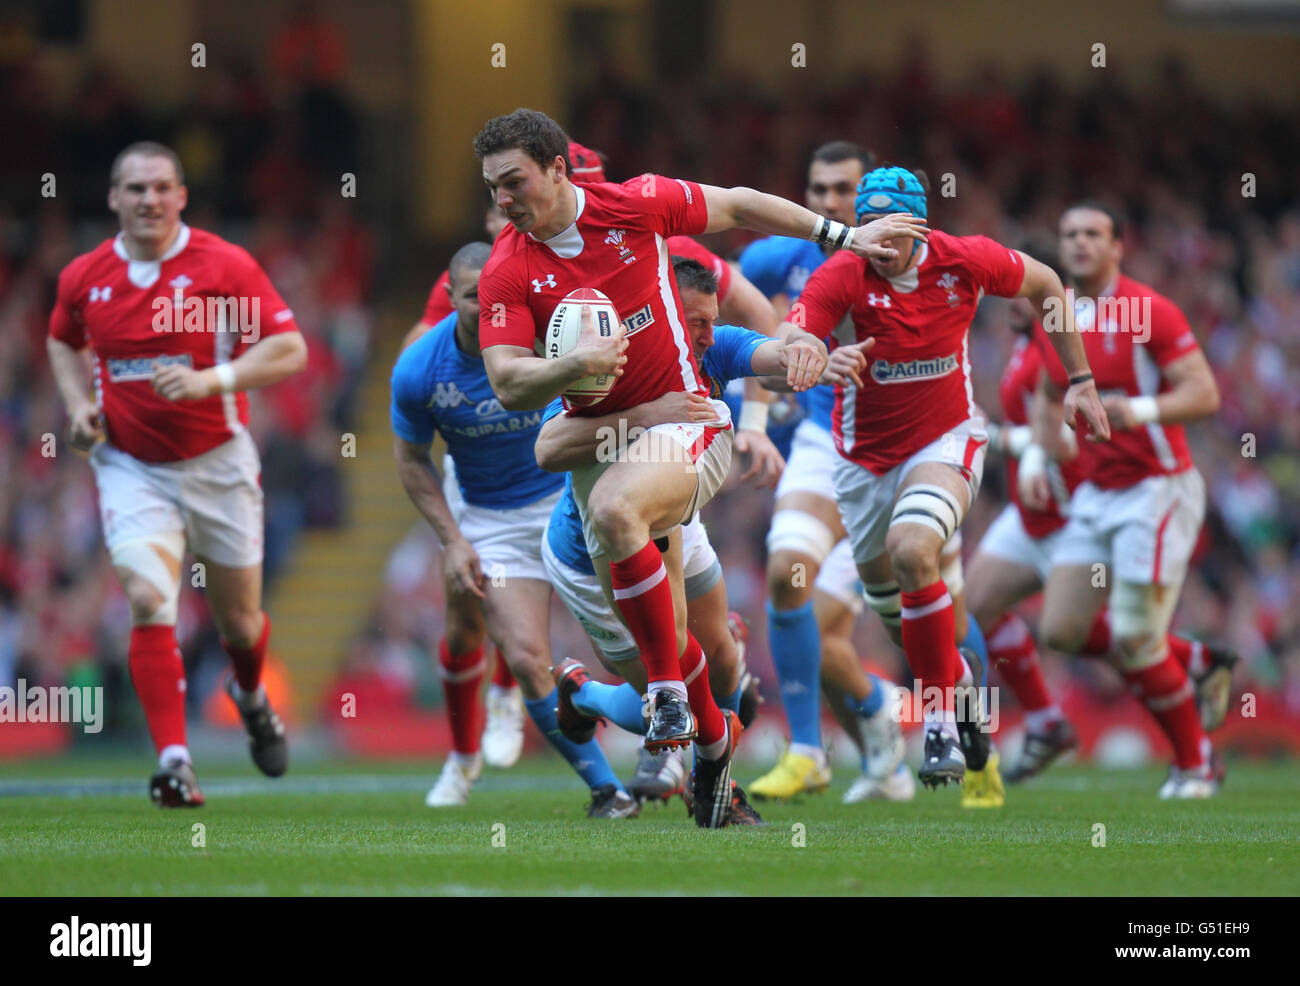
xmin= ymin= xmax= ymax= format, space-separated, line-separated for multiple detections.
xmin=542 ymin=536 xmax=640 ymax=663
xmin=442 ymin=453 xmax=463 ymax=514
xmin=774 ymin=419 xmax=837 ymax=501
xmin=453 ymin=488 xmax=561 ymax=584
xmin=1051 ymin=470 xmax=1206 ymax=587
xmin=541 ymin=513 xmax=722 ymax=664
xmin=571 ymin=401 xmax=733 ymax=559
xmin=833 ymin=417 xmax=988 ymax=566
xmin=682 ymin=514 xmax=723 ymax=599
xmin=977 ymin=502 xmax=1060 ymax=584
xmin=814 ymin=539 xmax=863 ymax=614
xmin=89 ymin=432 xmax=263 ymax=567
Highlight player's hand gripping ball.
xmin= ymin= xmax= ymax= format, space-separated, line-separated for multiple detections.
xmin=545 ymin=288 xmax=627 ymax=408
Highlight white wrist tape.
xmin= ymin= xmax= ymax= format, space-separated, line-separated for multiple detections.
xmin=809 ymin=216 xmax=852 ymax=249
xmin=738 ymin=400 xmax=770 ymax=433
xmin=1128 ymin=396 xmax=1159 ymax=425
xmin=1017 ymin=443 xmax=1048 ymax=503
xmin=213 ymin=363 xmax=237 ymax=394
xmin=1004 ymin=425 xmax=1033 ymax=457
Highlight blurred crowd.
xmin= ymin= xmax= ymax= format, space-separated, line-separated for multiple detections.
xmin=0 ymin=9 xmax=374 ymax=735
xmin=346 ymin=52 xmax=1300 ymax=731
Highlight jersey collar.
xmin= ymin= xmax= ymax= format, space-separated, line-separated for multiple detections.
xmin=530 ymin=185 xmax=586 ymax=259
xmin=886 ymin=241 xmax=928 ymax=293
xmin=114 ymin=223 xmax=192 ymax=288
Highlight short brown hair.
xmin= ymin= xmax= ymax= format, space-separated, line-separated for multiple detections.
xmin=473 ymin=109 xmax=571 ymax=174
xmin=110 ymin=141 xmax=185 ymax=187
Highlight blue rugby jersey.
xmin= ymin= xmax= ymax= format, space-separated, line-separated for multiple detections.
xmin=391 ymin=313 xmax=564 ymax=509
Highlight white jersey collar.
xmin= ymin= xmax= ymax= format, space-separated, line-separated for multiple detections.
xmin=531 ymin=185 xmax=586 ymax=259
xmin=114 ymin=223 xmax=192 ymax=288
xmin=886 ymin=241 xmax=928 ymax=293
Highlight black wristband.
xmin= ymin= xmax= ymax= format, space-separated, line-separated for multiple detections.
xmin=1068 ymin=372 xmax=1093 ymax=386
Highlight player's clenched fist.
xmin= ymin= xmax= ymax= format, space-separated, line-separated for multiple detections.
xmin=779 ymin=331 xmax=829 ymax=391
xmin=67 ymin=402 xmax=104 ymax=451
xmin=1065 ymin=378 xmax=1111 ymax=442
xmin=820 ymin=338 xmax=877 ymax=388
xmin=443 ymin=538 xmax=487 ymax=599
xmin=571 ymin=303 xmax=628 ymax=378
xmin=152 ymin=362 xmax=215 ymax=401
xmin=849 ymin=213 xmax=928 ymax=262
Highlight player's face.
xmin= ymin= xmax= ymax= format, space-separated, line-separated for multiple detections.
xmin=680 ymin=287 xmax=719 ymax=360
xmin=1059 ymin=208 xmax=1121 ymax=283
xmin=807 ymin=159 xmax=866 ymax=227
xmin=450 ymin=265 xmax=483 ymax=343
xmin=859 ymin=213 xmax=914 ymax=279
xmin=109 ymin=154 xmax=187 ymax=245
xmin=482 ymin=149 xmax=562 ymax=234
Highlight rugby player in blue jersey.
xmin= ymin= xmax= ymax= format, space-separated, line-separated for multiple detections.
xmin=391 ymin=242 xmax=635 ymax=818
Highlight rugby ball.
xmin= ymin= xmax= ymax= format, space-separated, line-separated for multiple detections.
xmin=545 ymin=288 xmax=622 ymax=407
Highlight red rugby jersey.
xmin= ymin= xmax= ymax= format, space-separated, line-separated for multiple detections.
xmin=48 ymin=224 xmax=298 ymax=463
xmin=1035 ymin=274 xmax=1197 ymax=489
xmin=796 ymin=230 xmax=1025 ymax=474
xmin=478 ymin=175 xmax=711 ymax=415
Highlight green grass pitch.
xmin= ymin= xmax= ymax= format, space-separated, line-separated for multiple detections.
xmin=2 ymin=758 xmax=1297 ymax=896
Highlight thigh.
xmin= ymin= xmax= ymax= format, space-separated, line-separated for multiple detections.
xmin=1040 ymin=563 xmax=1108 ymax=652
xmin=965 ymin=550 xmax=1042 ymax=629
xmin=482 ymin=577 xmax=553 ymax=663
xmin=180 ymin=433 xmax=265 ymax=567
xmin=200 ymin=559 xmax=263 ymax=631
xmin=89 ymin=442 xmax=186 ymax=552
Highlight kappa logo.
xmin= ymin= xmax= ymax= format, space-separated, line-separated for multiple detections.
xmin=938 ymin=272 xmax=961 ymax=306
xmin=532 ymin=274 xmax=557 ymax=293
xmin=866 ymin=292 xmax=892 ymax=308
xmin=605 ymin=228 xmax=635 ymax=264
xmin=88 ymin=286 xmax=113 ymax=303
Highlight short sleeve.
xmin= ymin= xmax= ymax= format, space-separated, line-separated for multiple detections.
xmin=389 ymin=348 xmax=437 ymax=446
xmin=1147 ymin=295 xmax=1199 ymax=367
xmin=793 ymin=253 xmax=858 ymax=343
xmin=422 ymin=270 xmax=453 ymax=324
xmin=962 ymin=236 xmax=1026 ymax=299
xmin=633 ymin=175 xmax=708 ymax=238
xmin=478 ymin=260 xmax=537 ymax=349
xmin=228 ymin=247 xmax=297 ymax=339
xmin=541 ymin=397 xmax=565 ymax=424
xmin=48 ymin=265 xmax=87 ymax=349
xmin=739 ymin=239 xmax=785 ymax=298
xmin=707 ymin=325 xmax=767 ymax=384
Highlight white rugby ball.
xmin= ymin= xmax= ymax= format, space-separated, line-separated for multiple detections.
xmin=545 ymin=287 xmax=622 ymax=407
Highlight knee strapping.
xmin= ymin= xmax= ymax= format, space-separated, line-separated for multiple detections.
xmin=890 ymin=484 xmax=964 ymax=543
xmin=110 ymin=533 xmax=185 ymax=625
xmin=864 ymin=579 xmax=902 ymax=628
xmin=766 ymin=510 xmax=835 ymax=564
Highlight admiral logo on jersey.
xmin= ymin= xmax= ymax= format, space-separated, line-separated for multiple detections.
xmin=871 ymin=353 xmax=959 ymax=384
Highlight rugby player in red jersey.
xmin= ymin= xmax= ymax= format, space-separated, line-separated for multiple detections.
xmin=46 ymin=142 xmax=308 ymax=806
xmin=1027 ymin=203 xmax=1228 ymax=798
xmin=969 ymin=297 xmax=1234 ymax=783
xmin=472 ymin=109 xmax=924 ymax=826
xmin=804 ymin=167 xmax=1108 ymax=789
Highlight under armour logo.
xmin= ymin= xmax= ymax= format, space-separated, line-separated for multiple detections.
xmin=88 ymin=286 xmax=112 ymax=302
xmin=866 ymin=292 xmax=892 ymax=308
xmin=532 ymin=274 xmax=557 ymax=292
